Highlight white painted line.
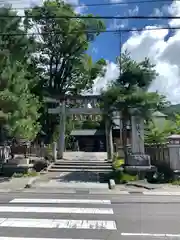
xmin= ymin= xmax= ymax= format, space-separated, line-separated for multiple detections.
xmin=10 ymin=198 xmax=111 ymax=204
xmin=143 ymin=192 xmax=172 ymax=195
xmin=0 ymin=238 xmax=101 ymax=240
xmin=0 ymin=218 xmax=117 ymax=230
xmin=118 ymin=191 xmax=130 ymax=195
xmin=143 ymin=191 xmax=180 ymax=195
xmin=121 ymin=233 xmax=166 ymax=237
xmin=0 ymin=206 xmax=113 ymax=214
xmin=122 ymin=233 xmax=180 ymax=237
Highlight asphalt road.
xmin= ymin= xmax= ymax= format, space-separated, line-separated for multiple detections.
xmin=0 ymin=192 xmax=179 ymax=239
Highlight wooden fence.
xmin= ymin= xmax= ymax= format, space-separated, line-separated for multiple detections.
xmin=0 ymin=143 xmax=171 ymax=166
xmin=145 ymin=144 xmax=170 ymax=165
xmin=2 ymin=144 xmax=48 ymax=159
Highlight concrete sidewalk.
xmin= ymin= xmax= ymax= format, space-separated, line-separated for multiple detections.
xmin=0 ymin=176 xmax=39 ymax=192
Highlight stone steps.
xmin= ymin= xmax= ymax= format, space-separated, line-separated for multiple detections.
xmin=48 ymin=160 xmax=112 ymax=173
xmin=54 ymin=161 xmax=112 ymax=166
xmin=48 ymin=168 xmax=112 ymax=172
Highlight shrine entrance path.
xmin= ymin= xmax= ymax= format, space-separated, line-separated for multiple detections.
xmin=62 ymin=151 xmax=108 ymax=161
xmin=33 ymin=152 xmax=111 ymax=191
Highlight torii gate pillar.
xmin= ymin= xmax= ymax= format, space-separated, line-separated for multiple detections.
xmin=57 ymin=101 xmax=66 ymax=159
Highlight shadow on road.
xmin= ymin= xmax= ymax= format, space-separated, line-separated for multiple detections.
xmin=0 ymin=177 xmax=10 ymax=183
xmin=50 ymin=171 xmax=112 ymax=183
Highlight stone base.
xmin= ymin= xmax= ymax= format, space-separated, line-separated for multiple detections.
xmin=124 ymin=165 xmax=157 ymax=180
xmin=124 ymin=165 xmax=156 ymax=172
xmin=126 ymin=154 xmax=151 ymax=166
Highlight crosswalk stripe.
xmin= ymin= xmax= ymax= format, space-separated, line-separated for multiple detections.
xmin=0 ymin=218 xmax=117 ymax=230
xmin=0 ymin=206 xmax=113 ymax=214
xmin=0 ymin=238 xmax=101 ymax=240
xmin=10 ymin=198 xmax=111 ymax=204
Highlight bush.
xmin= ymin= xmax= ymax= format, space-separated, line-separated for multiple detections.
xmin=146 ymin=162 xmax=174 ymax=183
xmin=112 ymin=155 xmax=125 ymax=169
xmin=112 ymin=170 xmax=138 ymax=184
xmin=13 ymin=171 xmax=38 ymax=178
xmin=33 ymin=160 xmax=48 ymax=172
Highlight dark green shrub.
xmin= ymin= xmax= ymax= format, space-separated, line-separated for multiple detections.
xmin=147 ymin=162 xmax=173 ymax=183
xmin=33 ymin=160 xmax=47 ymax=172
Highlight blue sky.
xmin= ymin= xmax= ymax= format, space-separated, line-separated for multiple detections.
xmin=78 ymin=0 xmax=172 ymax=62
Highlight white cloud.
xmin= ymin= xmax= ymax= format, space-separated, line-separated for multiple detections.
xmin=151 ymin=8 xmax=163 ymax=17
xmin=109 ymin=18 xmax=128 ymax=30
xmin=92 ymin=47 xmax=98 ymax=54
xmin=128 ymin=6 xmax=139 ymax=16
xmin=74 ymin=3 xmax=87 ymax=14
xmin=94 ymin=1 xmax=180 ymax=104
xmin=93 ymin=61 xmax=119 ymax=94
xmin=109 ymin=0 xmax=123 ymax=2
xmin=3 ymin=0 xmax=86 ymax=14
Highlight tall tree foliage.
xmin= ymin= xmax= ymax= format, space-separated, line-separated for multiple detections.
xmin=145 ymin=121 xmax=175 ymax=144
xmin=0 ymin=6 xmax=37 ymax=62
xmin=24 ymin=0 xmax=107 ymax=95
xmin=0 ymin=59 xmax=41 ymax=141
xmin=23 ymin=0 xmax=107 ymax=140
xmin=0 ymin=5 xmax=41 ymax=141
xmin=101 ymin=52 xmax=169 ymax=153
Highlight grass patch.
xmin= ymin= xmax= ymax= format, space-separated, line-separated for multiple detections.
xmin=112 ymin=155 xmax=138 ymax=183
xmin=170 ymin=179 xmax=180 ymax=185
xmin=12 ymin=171 xmax=38 ymax=178
xmin=120 ymin=173 xmax=138 ymax=182
xmin=112 ymin=156 xmax=125 ymax=169
xmin=113 ymin=171 xmax=138 ymax=184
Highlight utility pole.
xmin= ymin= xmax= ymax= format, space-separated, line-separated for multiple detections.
xmin=119 ymin=30 xmax=123 ymax=156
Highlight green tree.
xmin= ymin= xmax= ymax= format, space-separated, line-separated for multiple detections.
xmin=0 ymin=5 xmax=42 ymax=141
xmin=24 ymin=0 xmax=107 ymax=140
xmin=173 ymin=114 xmax=180 ymax=134
xmin=0 ymin=59 xmax=41 ymax=141
xmin=0 ymin=5 xmax=37 ymax=62
xmin=101 ymin=52 xmax=169 ymax=156
xmin=145 ymin=121 xmax=175 ymax=144
xmin=24 ymin=0 xmax=107 ymax=95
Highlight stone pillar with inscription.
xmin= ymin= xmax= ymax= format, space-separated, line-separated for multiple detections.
xmin=105 ymin=118 xmax=113 ymax=161
xmin=131 ymin=115 xmax=145 ymax=154
xmin=126 ymin=109 xmax=151 ymax=167
xmin=57 ymin=100 xmax=66 ymax=159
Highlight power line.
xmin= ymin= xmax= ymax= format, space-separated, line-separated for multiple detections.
xmin=0 ymin=26 xmax=177 ymax=37
xmin=3 ymin=0 xmax=180 ymax=9
xmin=0 ymin=14 xmax=179 ymax=19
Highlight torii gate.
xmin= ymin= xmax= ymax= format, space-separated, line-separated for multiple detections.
xmin=46 ymin=95 xmax=114 ymax=160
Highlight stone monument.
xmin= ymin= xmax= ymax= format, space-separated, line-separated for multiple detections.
xmin=126 ymin=109 xmax=151 ymax=167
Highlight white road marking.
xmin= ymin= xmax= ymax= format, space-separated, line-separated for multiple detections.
xmin=0 ymin=238 xmax=100 ymax=240
xmin=118 ymin=191 xmax=130 ymax=194
xmin=0 ymin=218 xmax=117 ymax=230
xmin=10 ymin=198 xmax=111 ymax=204
xmin=143 ymin=191 xmax=180 ymax=195
xmin=121 ymin=233 xmax=180 ymax=237
xmin=0 ymin=206 xmax=113 ymax=214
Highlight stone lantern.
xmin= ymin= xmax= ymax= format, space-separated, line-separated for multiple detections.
xmin=167 ymin=134 xmax=180 ymax=171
